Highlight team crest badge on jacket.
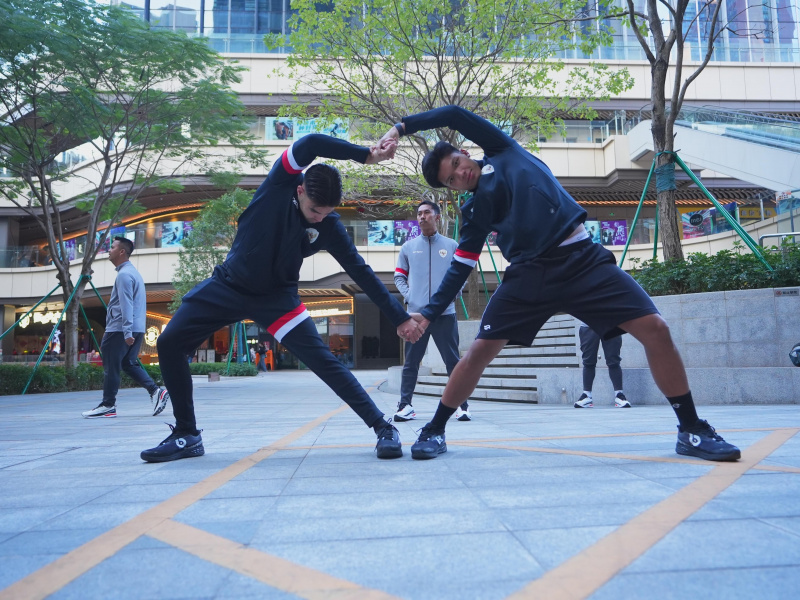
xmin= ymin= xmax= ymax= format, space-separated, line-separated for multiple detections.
xmin=306 ymin=228 xmax=319 ymax=243
xmin=481 ymin=164 xmax=495 ymax=175
xmin=439 ymin=249 xmax=448 ymax=258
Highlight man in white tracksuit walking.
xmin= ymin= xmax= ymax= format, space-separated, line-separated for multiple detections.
xmin=393 ymin=200 xmax=471 ymax=422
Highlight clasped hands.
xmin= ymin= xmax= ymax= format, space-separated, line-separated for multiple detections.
xmin=396 ymin=313 xmax=430 ymax=343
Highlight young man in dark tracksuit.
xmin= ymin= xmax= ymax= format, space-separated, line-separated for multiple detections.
xmin=380 ymin=105 xmax=740 ymax=462
xmin=393 ymin=200 xmax=470 ymax=423
xmin=141 ymin=134 xmax=422 ymax=462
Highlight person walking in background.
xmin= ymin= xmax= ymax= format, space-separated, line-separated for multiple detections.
xmin=379 ymin=105 xmax=740 ymax=463
xmin=82 ymin=236 xmax=169 ymax=419
xmin=393 ymin=200 xmax=471 ymax=423
xmin=574 ymin=321 xmax=631 ymax=408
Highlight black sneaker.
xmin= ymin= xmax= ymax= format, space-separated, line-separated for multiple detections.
xmin=375 ymin=422 xmax=403 ymax=459
xmin=411 ymin=424 xmax=447 ymax=460
xmin=141 ymin=424 xmax=204 ymax=463
xmin=676 ymin=419 xmax=740 ymax=462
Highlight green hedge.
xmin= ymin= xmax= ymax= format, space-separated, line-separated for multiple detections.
xmin=630 ymin=241 xmax=800 ymax=296
xmin=0 ymin=363 xmax=163 ymax=396
xmin=189 ymin=362 xmax=258 ymax=376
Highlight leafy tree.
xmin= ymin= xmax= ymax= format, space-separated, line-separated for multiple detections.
xmin=169 ymin=185 xmax=251 ymax=313
xmin=615 ymin=0 xmax=763 ymax=261
xmin=0 ymin=0 xmax=265 ymax=366
xmin=267 ymin=0 xmax=632 ymax=316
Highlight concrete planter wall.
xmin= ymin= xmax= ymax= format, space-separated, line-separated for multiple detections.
xmin=389 ymin=287 xmax=800 ymax=406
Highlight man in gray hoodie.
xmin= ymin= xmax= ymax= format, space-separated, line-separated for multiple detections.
xmin=393 ymin=200 xmax=471 ymax=422
xmin=82 ymin=236 xmax=169 ymax=418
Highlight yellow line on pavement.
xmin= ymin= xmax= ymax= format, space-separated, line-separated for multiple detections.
xmin=505 ymin=427 xmax=800 ymax=600
xmin=0 ymin=404 xmax=350 ymax=600
xmin=149 ymin=519 xmax=401 ymax=600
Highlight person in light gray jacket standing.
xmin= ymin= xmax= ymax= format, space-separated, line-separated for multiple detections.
xmin=393 ymin=200 xmax=471 ymax=422
xmin=82 ymin=236 xmax=169 ymax=418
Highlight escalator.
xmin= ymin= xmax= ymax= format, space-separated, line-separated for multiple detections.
xmin=628 ymin=106 xmax=800 ymax=191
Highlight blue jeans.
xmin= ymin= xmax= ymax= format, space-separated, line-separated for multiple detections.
xmin=101 ymin=332 xmax=157 ymax=406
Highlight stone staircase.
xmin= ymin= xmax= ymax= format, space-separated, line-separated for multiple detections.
xmin=412 ymin=314 xmax=580 ymax=403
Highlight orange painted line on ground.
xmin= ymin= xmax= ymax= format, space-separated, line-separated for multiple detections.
xmin=0 ymin=404 xmax=350 ymax=600
xmin=450 ymin=426 xmax=785 ymax=444
xmin=504 ymin=428 xmax=800 ymax=600
xmin=452 ymin=441 xmax=717 ymax=466
xmin=149 ymin=519 xmax=401 ymax=600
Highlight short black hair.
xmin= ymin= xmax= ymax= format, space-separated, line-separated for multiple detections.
xmin=303 ymin=163 xmax=342 ymax=207
xmin=113 ymin=236 xmax=134 ymax=255
xmin=416 ymin=199 xmax=441 ymax=215
xmin=421 ymin=141 xmax=459 ymax=188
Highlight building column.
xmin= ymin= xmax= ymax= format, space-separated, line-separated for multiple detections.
xmin=1 ymin=304 xmax=15 ymax=359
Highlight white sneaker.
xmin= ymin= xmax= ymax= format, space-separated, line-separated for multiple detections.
xmin=455 ymin=408 xmax=472 ymax=421
xmin=574 ymin=393 xmax=593 ymax=408
xmin=82 ymin=404 xmax=116 ymax=418
xmin=150 ymin=387 xmax=170 ymax=416
xmin=614 ymin=393 xmax=631 ymax=408
xmin=393 ymin=404 xmax=416 ymax=422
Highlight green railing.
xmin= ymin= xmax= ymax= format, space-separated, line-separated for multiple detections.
xmin=619 ymin=151 xmax=773 ymax=272
xmin=0 ymin=274 xmax=107 ymax=394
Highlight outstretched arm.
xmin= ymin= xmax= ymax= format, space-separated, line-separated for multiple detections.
xmin=326 ymin=221 xmax=423 ymax=342
xmin=420 ymin=199 xmax=492 ymax=323
xmin=269 ymin=134 xmax=395 ymax=186
xmin=380 ymin=105 xmax=513 ymax=156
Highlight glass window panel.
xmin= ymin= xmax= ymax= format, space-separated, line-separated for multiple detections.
xmin=211 ymin=0 xmax=230 ymax=35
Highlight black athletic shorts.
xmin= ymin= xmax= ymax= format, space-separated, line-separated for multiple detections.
xmin=476 ymin=239 xmax=659 ymax=346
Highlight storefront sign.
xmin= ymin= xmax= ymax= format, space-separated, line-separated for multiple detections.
xmin=306 ymin=298 xmax=354 ymax=318
xmin=18 ymin=311 xmax=60 ymax=328
xmin=144 ymin=326 xmax=161 ymax=346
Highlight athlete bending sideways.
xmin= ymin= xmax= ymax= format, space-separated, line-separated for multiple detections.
xmin=379 ymin=105 xmax=740 ymax=462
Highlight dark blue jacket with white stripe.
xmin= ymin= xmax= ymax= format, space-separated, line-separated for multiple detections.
xmin=400 ymin=106 xmax=587 ymax=322
xmin=217 ymin=134 xmax=410 ymax=327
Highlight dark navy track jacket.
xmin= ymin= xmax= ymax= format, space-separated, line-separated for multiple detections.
xmin=400 ymin=106 xmax=588 ymax=321
xmin=216 ymin=133 xmax=410 ymax=327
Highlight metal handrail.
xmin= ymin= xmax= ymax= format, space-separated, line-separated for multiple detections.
xmin=759 ymin=232 xmax=800 ymax=247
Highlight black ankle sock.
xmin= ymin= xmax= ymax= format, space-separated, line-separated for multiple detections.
xmin=667 ymin=391 xmax=699 ymax=428
xmin=372 ymin=417 xmax=389 ymax=434
xmin=429 ymin=402 xmax=457 ymax=431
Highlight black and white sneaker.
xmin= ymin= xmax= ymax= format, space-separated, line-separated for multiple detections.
xmin=574 ymin=393 xmax=593 ymax=408
xmin=82 ymin=404 xmax=116 ymax=418
xmin=614 ymin=392 xmax=631 ymax=408
xmin=393 ymin=404 xmax=416 ymax=422
xmin=140 ymin=424 xmax=204 ymax=463
xmin=375 ymin=421 xmax=403 ymax=459
xmin=411 ymin=424 xmax=447 ymax=460
xmin=676 ymin=419 xmax=740 ymax=462
xmin=150 ymin=387 xmax=170 ymax=417
xmin=455 ymin=407 xmax=472 ymax=421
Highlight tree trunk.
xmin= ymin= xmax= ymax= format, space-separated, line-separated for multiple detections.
xmin=65 ymin=300 xmax=80 ymax=368
xmin=657 ymin=187 xmax=684 ymax=262
xmin=465 ymin=268 xmax=482 ymax=320
xmin=650 ymin=55 xmax=684 ymax=262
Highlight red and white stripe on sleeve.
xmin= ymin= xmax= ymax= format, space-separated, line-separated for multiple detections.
xmin=395 ymin=267 xmax=408 ymax=277
xmin=453 ymin=248 xmax=480 ymax=268
xmin=280 ymin=145 xmax=306 ymax=175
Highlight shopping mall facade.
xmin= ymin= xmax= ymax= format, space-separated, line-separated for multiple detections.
xmin=1 ymin=0 xmax=799 ymax=369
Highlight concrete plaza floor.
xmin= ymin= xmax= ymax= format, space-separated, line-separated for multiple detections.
xmin=0 ymin=370 xmax=799 ymax=600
